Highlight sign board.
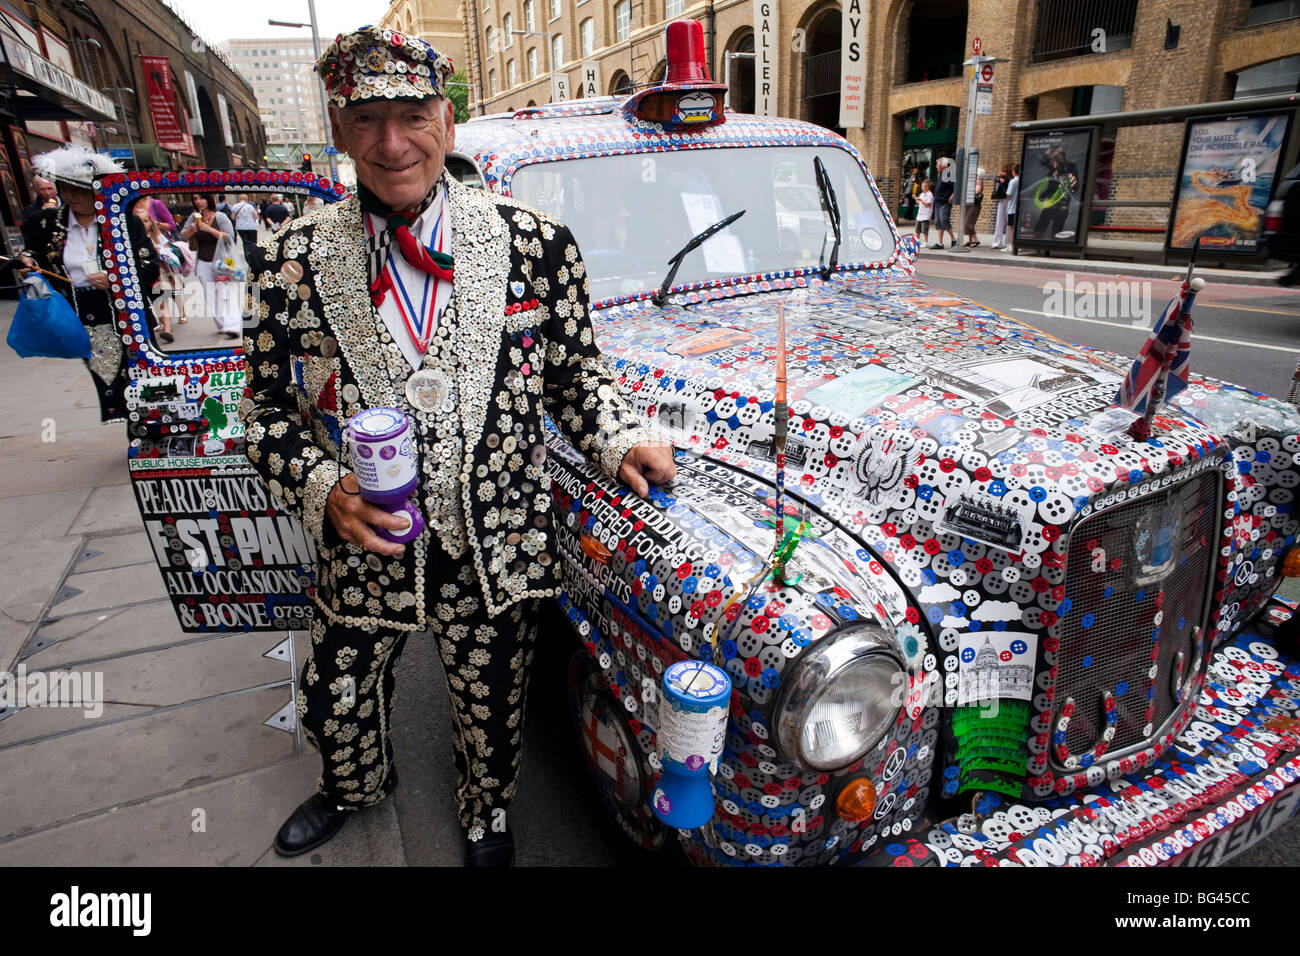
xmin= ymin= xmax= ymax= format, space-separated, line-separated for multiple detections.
xmin=324 ymin=145 xmax=338 ymax=155
xmin=551 ymin=72 xmax=570 ymax=103
xmin=961 ymin=147 xmax=980 ymax=204
xmin=131 ymin=457 xmax=317 ymax=633
xmin=578 ymin=60 xmax=601 ymax=98
xmin=976 ymin=85 xmax=992 ymax=115
xmin=141 ymin=56 xmax=191 ymax=153
xmin=1167 ymin=109 xmax=1294 ymax=255
xmin=753 ymin=0 xmax=778 ymax=116
xmin=838 ymin=0 xmax=866 ymax=128
xmin=972 ymin=37 xmax=982 ymax=54
xmin=1016 ymin=127 xmax=1095 ymax=249
xmin=980 ymin=62 xmax=994 ymax=84
xmin=102 ymin=147 xmax=133 ymax=159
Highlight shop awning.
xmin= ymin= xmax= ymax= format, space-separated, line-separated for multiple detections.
xmin=0 ymin=35 xmax=116 ymax=123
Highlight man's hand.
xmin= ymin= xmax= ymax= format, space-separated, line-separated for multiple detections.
xmin=618 ymin=441 xmax=676 ymax=498
xmin=325 ymin=472 xmax=409 ymax=556
xmin=86 ymin=272 xmax=110 ymax=291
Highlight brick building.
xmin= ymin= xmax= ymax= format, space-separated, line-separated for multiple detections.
xmin=456 ymin=0 xmax=1300 ymax=233
xmin=51 ymin=0 xmax=265 ymax=171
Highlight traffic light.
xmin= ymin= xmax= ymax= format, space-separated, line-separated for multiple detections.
xmin=300 ymin=153 xmax=313 ymax=172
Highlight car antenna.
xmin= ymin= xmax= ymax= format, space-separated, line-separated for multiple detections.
xmin=815 ymin=155 xmax=841 ymax=281
xmin=652 ymin=209 xmax=746 ymax=307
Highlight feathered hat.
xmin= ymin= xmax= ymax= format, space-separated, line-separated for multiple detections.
xmin=32 ymin=144 xmax=124 ymax=189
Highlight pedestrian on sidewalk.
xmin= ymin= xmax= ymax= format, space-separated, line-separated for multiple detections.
xmin=963 ymin=166 xmax=985 ymax=246
xmin=915 ymin=178 xmax=934 ymax=244
xmin=18 ymin=145 xmax=159 ymax=422
xmin=1004 ymin=163 xmax=1019 ymax=250
xmin=230 ymin=193 xmax=260 ymax=259
xmin=180 ymin=194 xmax=241 ymax=340
xmin=240 ymin=24 xmax=674 ymax=868
xmin=991 ymin=163 xmax=1011 ymax=248
xmin=134 ymin=203 xmax=179 ymax=344
xmin=262 ymin=193 xmax=291 ymax=232
xmin=932 ymin=157 xmax=956 ymax=249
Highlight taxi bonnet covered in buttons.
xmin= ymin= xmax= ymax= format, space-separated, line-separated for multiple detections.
xmin=453 ymin=19 xmax=1300 ymax=868
xmin=93 ymin=20 xmax=1300 ymax=867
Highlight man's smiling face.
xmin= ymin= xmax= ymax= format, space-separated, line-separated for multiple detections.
xmin=331 ymin=97 xmax=456 ymax=210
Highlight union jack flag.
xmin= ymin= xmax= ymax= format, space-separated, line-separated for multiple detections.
xmin=1115 ymin=279 xmax=1197 ymax=415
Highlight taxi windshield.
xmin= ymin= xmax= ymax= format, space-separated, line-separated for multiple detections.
xmin=508 ymin=144 xmax=893 ymax=302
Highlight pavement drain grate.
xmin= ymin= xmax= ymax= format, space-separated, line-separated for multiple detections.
xmin=18 ymin=631 xmax=56 ymax=661
xmin=262 ymin=699 xmax=298 ymax=734
xmin=49 ymin=586 xmax=83 ymax=608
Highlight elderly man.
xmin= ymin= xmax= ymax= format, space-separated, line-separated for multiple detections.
xmin=22 ymin=175 xmax=59 ymax=221
xmin=240 ymin=25 xmax=674 ymax=867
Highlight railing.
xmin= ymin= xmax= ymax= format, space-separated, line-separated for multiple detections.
xmin=1031 ymin=0 xmax=1136 ymax=63
xmin=803 ymin=48 xmax=840 ymax=100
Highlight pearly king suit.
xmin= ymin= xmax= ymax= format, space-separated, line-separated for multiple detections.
xmin=240 ymin=174 xmax=655 ymax=837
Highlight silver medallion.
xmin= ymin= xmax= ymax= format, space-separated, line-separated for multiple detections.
xmin=405 ymin=367 xmax=449 ymax=413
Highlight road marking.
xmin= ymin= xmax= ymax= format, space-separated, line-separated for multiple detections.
xmin=1011 ymin=308 xmax=1300 ymax=353
xmin=1197 ymin=302 xmax=1300 ymax=317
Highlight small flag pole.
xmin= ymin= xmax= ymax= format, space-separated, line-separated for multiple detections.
xmin=1128 ymin=238 xmax=1203 ymax=440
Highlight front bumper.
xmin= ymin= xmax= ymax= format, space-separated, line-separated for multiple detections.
xmin=865 ymin=598 xmax=1300 ymax=867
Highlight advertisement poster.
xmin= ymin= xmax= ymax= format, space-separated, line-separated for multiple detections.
xmin=141 ymin=56 xmax=190 ymax=152
xmin=1168 ymin=110 xmax=1293 ymax=254
xmin=131 ymin=458 xmax=317 ymax=633
xmin=1016 ymin=128 xmax=1093 ymax=247
xmin=838 ymin=0 xmax=866 ymax=128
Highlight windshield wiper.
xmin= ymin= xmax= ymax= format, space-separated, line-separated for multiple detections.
xmin=652 ymin=209 xmax=746 ymax=307
xmin=814 ymin=155 xmax=841 ymax=280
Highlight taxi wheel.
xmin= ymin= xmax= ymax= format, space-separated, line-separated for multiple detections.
xmin=536 ymin=601 xmax=685 ymax=866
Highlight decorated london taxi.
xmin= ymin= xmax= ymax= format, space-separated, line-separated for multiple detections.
xmin=452 ymin=19 xmax=1300 ymax=867
xmin=96 ymin=17 xmax=1300 ymax=868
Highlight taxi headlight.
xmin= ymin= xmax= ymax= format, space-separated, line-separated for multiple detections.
xmin=774 ymin=624 xmax=904 ymax=772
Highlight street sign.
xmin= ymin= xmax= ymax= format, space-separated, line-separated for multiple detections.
xmin=972 ymin=37 xmax=982 ymax=54
xmin=100 ymin=147 xmax=132 ymax=159
xmin=324 ymin=146 xmax=338 ymax=155
xmin=551 ymin=73 xmax=570 ymax=103
xmin=975 ymin=86 xmax=993 ymax=115
xmin=980 ymin=62 xmax=994 ymax=84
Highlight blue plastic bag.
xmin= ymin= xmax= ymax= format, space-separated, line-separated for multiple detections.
xmin=6 ymin=274 xmax=92 ymax=360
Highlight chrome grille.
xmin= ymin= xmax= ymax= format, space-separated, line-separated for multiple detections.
xmin=1053 ymin=470 xmax=1220 ymax=768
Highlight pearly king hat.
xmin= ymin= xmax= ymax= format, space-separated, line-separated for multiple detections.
xmin=316 ymin=25 xmax=454 ymax=108
xmin=32 ymin=144 xmax=124 ymax=189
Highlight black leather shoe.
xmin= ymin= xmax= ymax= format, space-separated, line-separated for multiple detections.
xmin=274 ymin=794 xmax=353 ymax=857
xmin=465 ymin=830 xmax=514 ymax=867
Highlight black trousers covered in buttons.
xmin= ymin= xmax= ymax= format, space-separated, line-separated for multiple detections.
xmin=296 ymin=552 xmax=540 ymax=840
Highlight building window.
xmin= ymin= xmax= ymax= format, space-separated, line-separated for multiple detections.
xmin=1246 ymin=0 xmax=1300 ymax=26
xmin=1234 ymin=54 xmax=1300 ymax=98
xmin=549 ymin=0 xmax=561 ymax=20
xmin=507 ymin=58 xmax=517 ymax=86
xmin=580 ymin=17 xmax=594 ymax=56
xmin=551 ymin=33 xmax=564 ymax=67
xmin=527 ymin=46 xmax=538 ymax=78
xmin=489 ymin=68 xmax=498 ymax=94
xmin=524 ymin=0 xmax=535 ymax=31
xmin=615 ymin=0 xmax=630 ymax=41
xmin=485 ymin=26 xmax=494 ymax=56
xmin=1031 ymin=0 xmax=1135 ymax=63
xmin=665 ymin=0 xmax=684 ymax=16
xmin=503 ymin=13 xmax=513 ymax=45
